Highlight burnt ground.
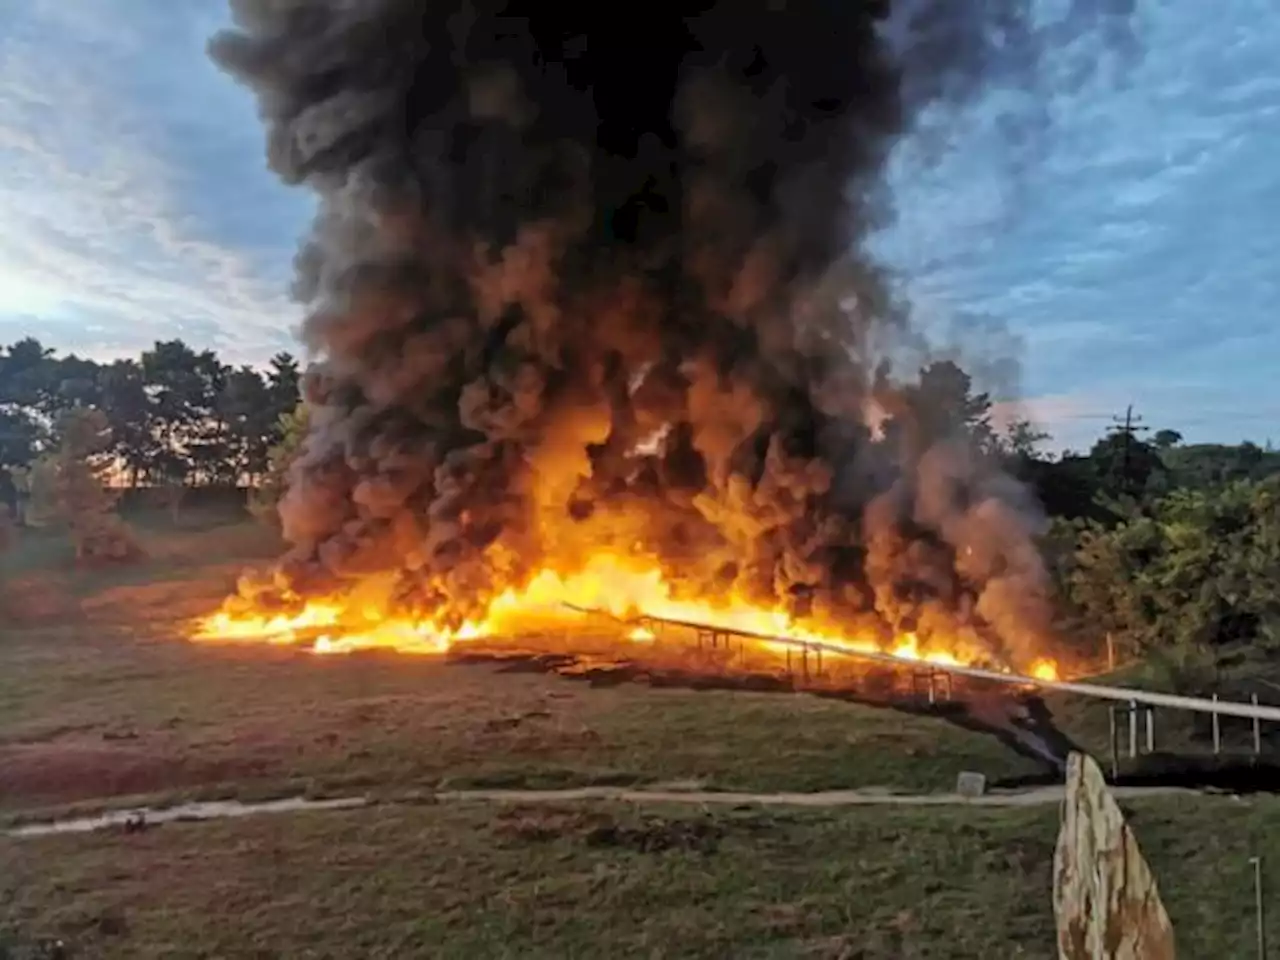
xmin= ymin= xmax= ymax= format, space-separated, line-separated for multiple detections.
xmin=457 ymin=645 xmax=1280 ymax=795
xmin=456 ymin=647 xmax=1079 ymax=773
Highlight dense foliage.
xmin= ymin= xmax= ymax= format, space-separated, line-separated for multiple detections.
xmin=2 ymin=337 xmax=1277 ymax=673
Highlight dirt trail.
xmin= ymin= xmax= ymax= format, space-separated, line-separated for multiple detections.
xmin=438 ymin=783 xmax=1196 ymax=807
xmin=6 ymin=782 xmax=1211 ymax=838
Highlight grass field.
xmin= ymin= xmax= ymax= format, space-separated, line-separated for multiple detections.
xmin=1 ymin=507 xmax=1270 ymax=958
xmin=4 ymin=795 xmax=1278 ymax=958
xmin=0 ymin=508 xmax=1052 ymax=816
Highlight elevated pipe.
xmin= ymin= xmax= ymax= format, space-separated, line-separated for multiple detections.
xmin=567 ymin=605 xmax=1280 ymax=724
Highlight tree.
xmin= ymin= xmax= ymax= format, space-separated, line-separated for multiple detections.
xmin=1152 ymin=429 xmax=1182 ymax=450
xmin=1089 ymin=426 xmax=1163 ymax=501
xmin=1022 ymin=454 xmax=1105 ymax=521
xmin=98 ymin=359 xmax=155 ymax=485
xmin=267 ymin=352 xmax=301 ymax=415
xmin=0 ymin=338 xmax=57 ymax=415
xmin=218 ymin=365 xmax=275 ymax=484
xmin=1001 ymin=417 xmax=1050 ymax=460
xmin=1054 ymin=478 xmax=1280 ymax=689
xmin=1158 ymin=441 xmax=1280 ymax=491
xmin=28 ymin=407 xmax=139 ymax=563
xmin=249 ymin=401 xmax=309 ymax=528
xmin=0 ymin=500 xmax=13 ymax=555
xmin=141 ymin=340 xmax=228 ymax=487
xmin=898 ymin=360 xmax=999 ymax=455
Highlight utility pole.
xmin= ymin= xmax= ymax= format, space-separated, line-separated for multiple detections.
xmin=1109 ymin=405 xmax=1150 ymax=498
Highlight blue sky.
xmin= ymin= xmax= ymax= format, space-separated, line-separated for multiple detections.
xmin=1 ymin=2 xmax=1278 ymax=452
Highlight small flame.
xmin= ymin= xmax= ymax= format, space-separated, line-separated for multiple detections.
xmin=1030 ymin=659 xmax=1060 ymax=682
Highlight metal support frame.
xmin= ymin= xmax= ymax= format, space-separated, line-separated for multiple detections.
xmin=566 ymin=604 xmax=1280 ymax=731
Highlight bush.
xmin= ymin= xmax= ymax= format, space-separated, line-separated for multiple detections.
xmin=1054 ymin=479 xmax=1280 ymax=674
xmin=27 ymin=407 xmax=140 ymax=564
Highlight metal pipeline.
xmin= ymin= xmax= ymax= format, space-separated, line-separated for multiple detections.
xmin=564 ymin=605 xmax=1280 ymax=723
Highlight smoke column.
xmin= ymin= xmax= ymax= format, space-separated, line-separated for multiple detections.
xmin=212 ymin=0 xmax=1134 ymax=667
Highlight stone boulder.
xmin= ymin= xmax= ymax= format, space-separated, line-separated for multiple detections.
xmin=1054 ymin=751 xmax=1176 ymax=959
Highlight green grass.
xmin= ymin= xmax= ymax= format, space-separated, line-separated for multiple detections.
xmin=3 ymin=794 xmax=1277 ymax=959
xmin=0 ymin=511 xmax=1048 ymax=815
xmin=5 ymin=510 xmax=1280 ymax=958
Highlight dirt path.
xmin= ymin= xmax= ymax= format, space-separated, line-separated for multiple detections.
xmin=438 ymin=783 xmax=1196 ymax=807
xmin=6 ymin=782 xmax=1208 ymax=838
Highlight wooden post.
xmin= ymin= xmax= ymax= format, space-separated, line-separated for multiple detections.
xmin=1254 ymin=694 xmax=1263 ymax=756
xmin=1212 ymin=694 xmax=1222 ymax=754
xmin=1107 ymin=632 xmax=1116 ymax=672
xmin=1252 ymin=855 xmax=1266 ymax=959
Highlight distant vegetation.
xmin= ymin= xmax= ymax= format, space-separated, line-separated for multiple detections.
xmin=3 ymin=336 xmax=1278 ymax=685
xmin=0 ymin=336 xmax=300 ymax=556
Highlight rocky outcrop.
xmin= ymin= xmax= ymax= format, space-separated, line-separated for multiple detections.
xmin=1054 ymin=751 xmax=1176 ymax=959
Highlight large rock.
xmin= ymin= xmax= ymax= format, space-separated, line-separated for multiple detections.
xmin=1054 ymin=752 xmax=1176 ymax=959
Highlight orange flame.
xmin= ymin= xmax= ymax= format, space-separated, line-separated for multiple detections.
xmin=192 ymin=553 xmax=1062 ymax=681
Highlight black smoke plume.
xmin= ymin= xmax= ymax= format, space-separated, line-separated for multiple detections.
xmin=212 ymin=0 xmax=1134 ymax=667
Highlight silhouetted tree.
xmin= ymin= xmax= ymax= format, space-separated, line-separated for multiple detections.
xmin=28 ymin=407 xmax=139 ymax=563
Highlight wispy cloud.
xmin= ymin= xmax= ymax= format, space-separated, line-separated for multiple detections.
xmin=1 ymin=1 xmax=1278 ymax=445
xmin=878 ymin=0 xmax=1280 ymax=443
xmin=0 ymin=0 xmax=309 ymax=362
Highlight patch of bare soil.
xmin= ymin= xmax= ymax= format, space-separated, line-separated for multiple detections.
xmin=80 ymin=567 xmax=242 ymax=623
xmin=0 ymin=741 xmax=257 ymax=807
xmin=1 ymin=575 xmax=75 ymax=624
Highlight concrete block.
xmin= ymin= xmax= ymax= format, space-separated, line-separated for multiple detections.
xmin=956 ymin=771 xmax=986 ymax=798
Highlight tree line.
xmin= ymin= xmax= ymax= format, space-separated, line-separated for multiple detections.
xmin=0 ymin=337 xmax=301 ymax=557
xmin=921 ymin=368 xmax=1280 ymax=686
xmin=4 ymin=337 xmax=1279 ymax=684
xmin=0 ymin=337 xmax=300 ymax=500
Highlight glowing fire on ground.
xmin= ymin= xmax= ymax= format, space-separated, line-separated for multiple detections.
xmin=192 ymin=554 xmax=1062 ymax=682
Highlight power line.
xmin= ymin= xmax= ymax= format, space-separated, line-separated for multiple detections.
xmin=1107 ymin=405 xmax=1150 ymax=497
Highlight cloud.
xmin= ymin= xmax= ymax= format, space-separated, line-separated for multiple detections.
xmin=876 ymin=0 xmax=1280 ymax=443
xmin=0 ymin=1 xmax=1277 ymax=446
xmin=0 ymin=1 xmax=309 ymax=363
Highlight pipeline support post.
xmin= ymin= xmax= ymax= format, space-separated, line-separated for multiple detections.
xmin=1254 ymin=693 xmax=1264 ymax=756
xmin=1145 ymin=706 xmax=1155 ymax=754
xmin=1252 ymin=855 xmax=1267 ymax=959
xmin=1128 ymin=699 xmax=1139 ymax=759
xmin=1212 ymin=694 xmax=1222 ymax=754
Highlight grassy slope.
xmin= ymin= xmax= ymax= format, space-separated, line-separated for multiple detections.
xmin=0 ymin=510 xmax=1045 ymax=815
xmin=3 ymin=795 xmax=1276 ymax=959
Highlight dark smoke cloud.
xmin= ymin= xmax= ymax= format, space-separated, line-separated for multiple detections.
xmin=212 ymin=1 xmax=1135 ymax=667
